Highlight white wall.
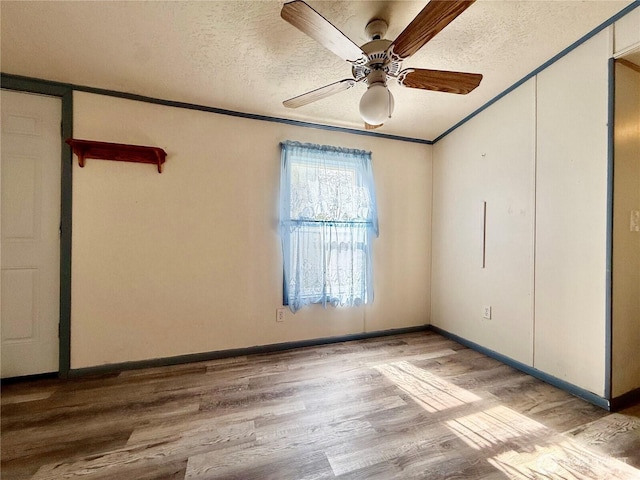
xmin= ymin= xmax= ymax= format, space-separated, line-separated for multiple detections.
xmin=614 ymin=7 xmax=640 ymax=56
xmin=71 ymin=92 xmax=432 ymax=369
xmin=432 ymin=80 xmax=536 ymax=365
xmin=534 ymin=31 xmax=610 ymax=395
xmin=432 ymin=29 xmax=613 ymax=396
xmin=612 ymin=59 xmax=640 ymax=398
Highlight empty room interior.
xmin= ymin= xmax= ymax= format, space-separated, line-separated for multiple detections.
xmin=1 ymin=1 xmax=640 ymax=479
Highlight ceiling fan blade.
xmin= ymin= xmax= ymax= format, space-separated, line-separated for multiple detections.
xmin=365 ymin=122 xmax=383 ymax=130
xmin=398 ymin=68 xmax=482 ymax=94
xmin=283 ymin=79 xmax=356 ymax=108
xmin=281 ymin=1 xmax=366 ymax=64
xmin=389 ymin=0 xmax=476 ymax=61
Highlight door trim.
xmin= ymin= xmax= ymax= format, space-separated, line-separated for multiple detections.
xmin=605 ymin=57 xmax=615 ymax=400
xmin=1 ymin=75 xmax=73 ymax=378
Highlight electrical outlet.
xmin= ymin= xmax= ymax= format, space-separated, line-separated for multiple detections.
xmin=483 ymin=306 xmax=492 ymax=320
xmin=276 ymin=308 xmax=286 ymax=323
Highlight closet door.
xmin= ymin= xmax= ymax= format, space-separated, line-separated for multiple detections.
xmin=1 ymin=89 xmax=61 ymax=378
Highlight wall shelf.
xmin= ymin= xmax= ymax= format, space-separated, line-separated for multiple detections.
xmin=66 ymin=139 xmax=167 ymax=173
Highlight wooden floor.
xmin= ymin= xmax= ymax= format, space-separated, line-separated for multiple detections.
xmin=2 ymin=331 xmax=640 ymax=480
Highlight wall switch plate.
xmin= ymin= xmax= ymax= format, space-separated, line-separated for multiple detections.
xmin=483 ymin=306 xmax=492 ymax=320
xmin=276 ymin=308 xmax=285 ymax=323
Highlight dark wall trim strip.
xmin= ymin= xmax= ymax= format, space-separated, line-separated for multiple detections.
xmin=1 ymin=73 xmax=432 ymax=146
xmin=67 ymin=325 xmax=429 ymax=377
xmin=1 ymin=76 xmax=73 ymax=379
xmin=605 ymin=57 xmax=616 ymax=400
xmin=433 ymin=1 xmax=640 ymax=144
xmin=429 ymin=325 xmax=611 ymax=410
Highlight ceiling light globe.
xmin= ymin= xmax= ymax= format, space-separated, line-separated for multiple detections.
xmin=359 ymin=84 xmax=394 ymax=125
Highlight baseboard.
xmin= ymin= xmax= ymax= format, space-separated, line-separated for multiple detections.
xmin=610 ymin=387 xmax=640 ymax=411
xmin=1 ymin=372 xmax=58 ymax=384
xmin=67 ymin=324 xmax=430 ymax=378
xmin=428 ymin=325 xmax=611 ymax=411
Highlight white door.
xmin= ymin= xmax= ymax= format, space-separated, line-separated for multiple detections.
xmin=1 ymin=89 xmax=61 ymax=378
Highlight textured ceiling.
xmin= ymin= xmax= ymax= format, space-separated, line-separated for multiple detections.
xmin=0 ymin=1 xmax=634 ymax=141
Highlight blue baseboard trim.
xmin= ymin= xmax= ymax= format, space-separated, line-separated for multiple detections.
xmin=67 ymin=325 xmax=429 ymax=378
xmin=429 ymin=325 xmax=611 ymax=410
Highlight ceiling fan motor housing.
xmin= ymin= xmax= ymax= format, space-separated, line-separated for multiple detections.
xmin=352 ymin=39 xmax=402 ymax=85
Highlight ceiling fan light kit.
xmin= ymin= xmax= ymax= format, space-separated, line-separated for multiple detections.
xmin=360 ymin=84 xmax=394 ymax=126
xmin=359 ymin=69 xmax=395 ymax=126
xmin=280 ymin=0 xmax=482 ymax=128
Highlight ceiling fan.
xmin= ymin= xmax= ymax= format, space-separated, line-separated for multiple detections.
xmin=281 ymin=0 xmax=482 ymax=129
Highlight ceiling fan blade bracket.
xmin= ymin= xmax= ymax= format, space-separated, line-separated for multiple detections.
xmin=387 ymin=44 xmax=406 ymax=63
xmin=396 ymin=68 xmax=415 ymax=85
xmin=352 ymin=64 xmax=369 ymax=82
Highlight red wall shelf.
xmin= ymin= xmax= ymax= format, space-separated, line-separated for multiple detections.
xmin=66 ymin=139 xmax=167 ymax=173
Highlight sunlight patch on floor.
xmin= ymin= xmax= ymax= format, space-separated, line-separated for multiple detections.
xmin=488 ymin=439 xmax=640 ymax=479
xmin=445 ymin=405 xmax=547 ymax=450
xmin=374 ymin=361 xmax=481 ymax=413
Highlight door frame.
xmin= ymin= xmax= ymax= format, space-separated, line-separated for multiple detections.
xmin=1 ymin=74 xmax=73 ymax=378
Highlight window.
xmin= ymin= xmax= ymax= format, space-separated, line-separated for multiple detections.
xmin=279 ymin=141 xmax=379 ymax=312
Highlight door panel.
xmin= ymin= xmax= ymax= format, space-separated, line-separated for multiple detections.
xmin=1 ymin=269 xmax=38 ymax=340
xmin=1 ymin=89 xmax=61 ymax=378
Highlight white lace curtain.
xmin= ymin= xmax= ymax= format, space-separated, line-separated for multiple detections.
xmin=279 ymin=141 xmax=379 ymax=312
